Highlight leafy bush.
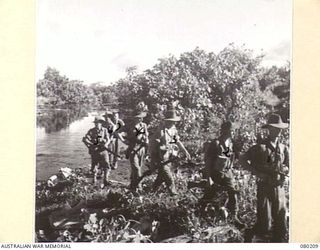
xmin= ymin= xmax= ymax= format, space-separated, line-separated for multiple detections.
xmin=115 ymin=45 xmax=290 ymax=154
xmin=34 ymin=164 xmax=278 ymax=243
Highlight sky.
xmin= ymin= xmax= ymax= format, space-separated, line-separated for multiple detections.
xmin=36 ymin=0 xmax=292 ymax=85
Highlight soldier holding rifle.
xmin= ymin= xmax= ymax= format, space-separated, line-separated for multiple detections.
xmin=102 ymin=110 xmax=117 ymax=170
xmin=125 ymin=110 xmax=149 ymax=194
xmin=240 ymin=114 xmax=289 ymax=242
xmin=203 ymin=121 xmax=245 ymax=228
xmin=82 ymin=116 xmax=111 ymax=188
xmin=110 ymin=110 xmax=126 ymax=169
xmin=149 ymin=105 xmax=191 ymax=196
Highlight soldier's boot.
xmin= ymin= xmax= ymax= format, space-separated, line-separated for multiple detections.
xmin=112 ymin=161 xmax=118 ymax=170
xmin=128 ymin=178 xmax=140 ymax=196
xmin=244 ymin=227 xmax=255 ymax=242
xmin=111 ymin=162 xmax=118 ymax=170
xmin=132 ymin=189 xmax=140 ymax=197
xmin=168 ymin=184 xmax=178 ymax=196
xmin=230 ymin=212 xmax=246 ymax=230
xmin=90 ymin=161 xmax=96 ymax=173
xmin=130 ymin=186 xmax=140 ymax=197
xmin=152 ymin=175 xmax=163 ymax=193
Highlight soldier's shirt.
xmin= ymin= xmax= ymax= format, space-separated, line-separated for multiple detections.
xmin=204 ymin=138 xmax=235 ymax=173
xmin=111 ymin=118 xmax=125 ymax=140
xmin=102 ymin=121 xmax=115 ymax=135
xmin=243 ymin=139 xmax=289 ymax=182
xmin=149 ymin=125 xmax=180 ymax=161
xmin=127 ymin=122 xmax=148 ymax=151
xmin=113 ymin=118 xmax=125 ymax=132
xmin=84 ymin=127 xmax=109 ymax=151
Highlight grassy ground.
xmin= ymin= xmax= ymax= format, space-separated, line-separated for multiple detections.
xmin=35 ymin=157 xmax=289 ymax=243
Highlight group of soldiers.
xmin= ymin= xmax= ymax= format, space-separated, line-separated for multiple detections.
xmin=82 ymin=106 xmax=190 ymax=193
xmin=82 ymin=105 xmax=289 ymax=242
xmin=82 ymin=110 xmax=125 ymax=186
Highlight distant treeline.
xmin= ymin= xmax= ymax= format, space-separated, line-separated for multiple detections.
xmin=37 ymin=67 xmax=117 ymax=107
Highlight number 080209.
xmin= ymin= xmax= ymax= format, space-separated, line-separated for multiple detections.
xmin=300 ymin=244 xmax=319 ymax=248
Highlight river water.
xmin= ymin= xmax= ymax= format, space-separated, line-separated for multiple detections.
xmin=36 ymin=108 xmax=130 ymax=182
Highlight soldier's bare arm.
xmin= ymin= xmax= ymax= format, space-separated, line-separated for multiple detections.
xmin=176 ymin=139 xmax=191 ymax=160
xmin=82 ymin=130 xmax=94 ymax=148
xmin=103 ymin=129 xmax=111 ymax=146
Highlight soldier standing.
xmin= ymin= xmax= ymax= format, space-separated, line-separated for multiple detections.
xmin=149 ymin=106 xmax=190 ymax=196
xmin=204 ymin=121 xmax=244 ymax=228
xmin=111 ymin=110 xmax=126 ymax=169
xmin=125 ymin=110 xmax=149 ymax=194
xmin=82 ymin=116 xmax=111 ymax=188
xmin=240 ymin=114 xmax=289 ymax=242
xmin=102 ymin=111 xmax=117 ymax=169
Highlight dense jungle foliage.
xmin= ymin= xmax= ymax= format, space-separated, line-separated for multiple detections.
xmin=36 ymin=45 xmax=290 ymax=242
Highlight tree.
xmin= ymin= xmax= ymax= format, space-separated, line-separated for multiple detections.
xmin=115 ymin=45 xmax=290 ymax=154
xmin=258 ymin=64 xmax=290 ymax=122
xmin=37 ymin=67 xmax=117 ymax=107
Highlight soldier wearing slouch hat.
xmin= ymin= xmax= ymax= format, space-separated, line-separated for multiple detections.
xmin=149 ymin=103 xmax=191 ymax=195
xmin=240 ymin=113 xmax=289 ymax=242
xmin=204 ymin=120 xmax=244 ymax=228
xmin=82 ymin=116 xmax=111 ymax=187
xmin=125 ymin=109 xmax=149 ymax=194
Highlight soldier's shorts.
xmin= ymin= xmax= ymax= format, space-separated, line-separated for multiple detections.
xmin=153 ymin=163 xmax=175 ymax=192
xmin=91 ymin=150 xmax=110 ymax=170
xmin=210 ymin=170 xmax=238 ymax=213
xmin=129 ymin=147 xmax=145 ymax=189
xmin=211 ymin=170 xmax=236 ymax=191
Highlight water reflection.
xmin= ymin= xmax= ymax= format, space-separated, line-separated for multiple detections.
xmin=36 ymin=106 xmax=132 ymax=181
xmin=37 ymin=107 xmax=89 ymax=133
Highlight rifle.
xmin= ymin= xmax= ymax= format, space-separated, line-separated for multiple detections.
xmin=138 ymin=154 xmax=197 ymax=182
xmin=187 ymin=179 xmax=240 ymax=194
xmin=83 ymin=137 xmax=122 ymax=159
xmin=138 ymin=155 xmax=181 ymax=182
xmin=102 ymin=145 xmax=122 ymax=159
xmin=269 ymin=140 xmax=289 ymax=178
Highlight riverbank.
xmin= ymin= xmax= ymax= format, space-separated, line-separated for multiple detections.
xmin=35 ymin=163 xmax=267 ymax=242
xmin=36 ymin=107 xmax=129 ymax=180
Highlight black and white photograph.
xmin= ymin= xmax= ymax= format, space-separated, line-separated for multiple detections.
xmin=35 ymin=0 xmax=291 ymax=243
